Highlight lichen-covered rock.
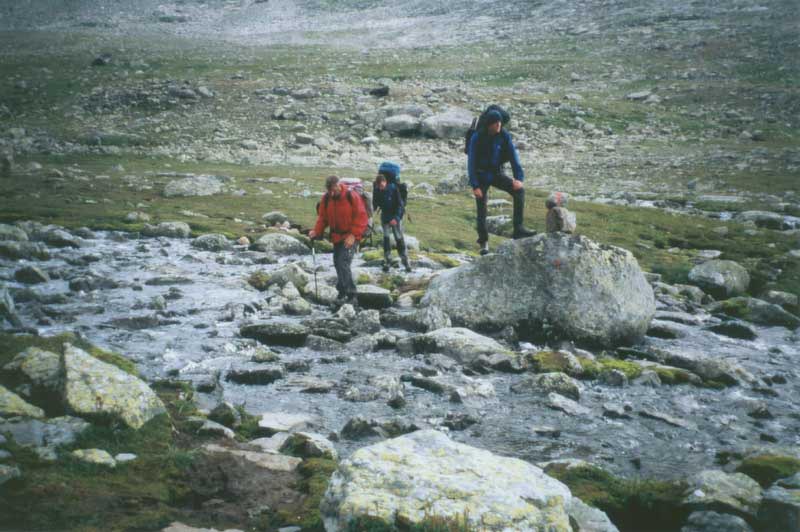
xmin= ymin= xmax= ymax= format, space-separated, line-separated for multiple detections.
xmin=4 ymin=347 xmax=61 ymax=390
xmin=0 ymin=385 xmax=45 ymax=418
xmin=321 ymin=429 xmax=580 ymax=531
xmin=684 ymin=470 xmax=763 ymax=520
xmin=251 ymin=233 xmax=310 ymax=256
xmin=397 ymin=327 xmax=510 ymax=365
xmin=142 ymin=221 xmax=192 ymax=238
xmin=62 ymin=344 xmax=166 ymax=429
xmin=163 ymin=175 xmax=225 ymax=197
xmin=191 ymin=233 xmax=233 ymax=252
xmin=71 ymin=448 xmax=116 ymax=467
xmin=0 ymin=416 xmax=90 ymax=453
xmin=688 ymin=260 xmax=750 ymax=299
xmin=422 ymin=234 xmax=655 ymax=348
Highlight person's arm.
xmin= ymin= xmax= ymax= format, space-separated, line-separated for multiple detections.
xmin=467 ymin=131 xmax=480 ymax=189
xmin=506 ymin=132 xmax=525 ymax=182
xmin=372 ymin=183 xmax=381 ymax=213
xmin=310 ymin=195 xmax=329 ymax=238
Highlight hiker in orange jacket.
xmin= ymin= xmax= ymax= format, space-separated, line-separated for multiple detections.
xmin=309 ymin=175 xmax=369 ymax=305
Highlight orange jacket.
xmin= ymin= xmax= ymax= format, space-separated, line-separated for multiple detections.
xmin=313 ymin=189 xmax=368 ymax=244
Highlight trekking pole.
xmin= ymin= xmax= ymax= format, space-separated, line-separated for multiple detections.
xmin=311 ymin=239 xmax=319 ymax=302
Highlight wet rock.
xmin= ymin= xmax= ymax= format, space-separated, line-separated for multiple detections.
xmin=512 ymin=372 xmax=582 ymax=400
xmin=662 ymin=349 xmax=754 ymax=386
xmin=163 ymin=175 xmax=225 ymax=197
xmin=4 ymin=347 xmax=61 ymax=391
xmin=684 ymin=470 xmax=762 ymax=521
xmin=340 ymin=416 xmax=383 ymax=440
xmin=442 ymin=412 xmax=479 ymax=431
xmin=0 ymin=464 xmax=21 ymax=486
xmin=191 ymin=233 xmax=233 ymax=252
xmin=734 ymin=211 xmax=787 ymax=230
xmin=0 ymin=241 xmax=50 ymax=260
xmin=63 ymin=344 xmax=166 ymax=429
xmin=397 ymin=327 xmax=510 ymax=366
xmin=250 ymin=233 xmax=310 ymax=256
xmin=279 ymin=431 xmax=337 ymax=460
xmin=423 ymin=234 xmax=655 ymax=348
xmin=380 ymin=306 xmax=451 ymax=333
xmin=13 ymin=265 xmax=49 ymax=284
xmin=209 ymin=402 xmax=242 ymax=429
xmin=757 ymin=485 xmax=800 ymax=531
xmin=647 ymin=320 xmax=685 ymax=339
xmin=688 ymin=260 xmax=750 ymax=299
xmin=681 ymin=511 xmax=753 ymax=532
xmin=474 ymin=352 xmax=528 ymax=373
xmin=355 ymin=284 xmax=393 ymax=309
xmin=72 ymin=448 xmax=116 ymax=467
xmin=602 ymin=402 xmax=631 ymax=419
xmin=640 ymin=409 xmax=693 ymax=429
xmin=0 ymin=223 xmax=28 ymax=241
xmin=240 ymin=322 xmax=309 ymax=347
xmin=599 ymin=368 xmax=629 ymax=387
xmin=284 ymin=298 xmax=312 ymax=316
xmin=68 ymin=273 xmax=119 ymax=292
xmin=711 ymin=297 xmax=800 ymax=329
xmin=225 ymin=365 xmax=284 ymax=385
xmin=282 ymin=375 xmax=335 ymax=394
xmin=707 ymin=321 xmax=757 ymax=340
xmin=420 ymin=108 xmax=473 ymax=139
xmin=257 ymin=412 xmax=319 ymax=435
xmin=0 ymin=288 xmax=22 ymax=327
xmin=351 ymin=309 xmax=382 ymax=334
xmin=547 ymin=392 xmax=590 ymax=416
xmin=321 ymin=430 xmax=579 ymax=530
xmin=142 ymin=221 xmax=192 ymax=238
xmin=0 ymin=385 xmax=45 ymax=418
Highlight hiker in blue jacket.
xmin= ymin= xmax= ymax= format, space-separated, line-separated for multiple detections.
xmin=468 ymin=109 xmax=535 ymax=255
xmin=372 ymin=161 xmax=412 ymax=272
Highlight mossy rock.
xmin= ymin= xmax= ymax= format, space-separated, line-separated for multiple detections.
xmin=529 ymin=351 xmax=583 ymax=377
xmin=425 ymin=252 xmax=461 ymax=269
xmin=274 ymin=457 xmax=337 ymax=530
xmin=653 ymin=366 xmax=700 ymax=386
xmin=248 ymin=270 xmax=271 ymax=291
xmin=736 ymin=454 xmax=800 ymax=488
xmin=544 ymin=463 xmax=688 ymax=532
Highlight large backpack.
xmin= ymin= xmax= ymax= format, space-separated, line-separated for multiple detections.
xmin=378 ymin=161 xmax=410 ymax=221
xmin=317 ymin=177 xmax=373 ymax=238
xmin=463 ymin=104 xmax=511 ymax=154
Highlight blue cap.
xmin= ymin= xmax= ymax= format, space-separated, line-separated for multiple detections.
xmin=485 ymin=110 xmax=503 ymax=125
xmin=378 ymin=161 xmax=400 ymax=181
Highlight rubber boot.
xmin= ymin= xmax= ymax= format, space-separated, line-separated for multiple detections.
xmin=511 ymin=187 xmax=535 ymax=239
xmin=382 ymin=236 xmax=392 ymax=272
xmin=397 ymin=238 xmax=412 ymax=272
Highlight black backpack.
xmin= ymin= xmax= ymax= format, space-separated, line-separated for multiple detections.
xmin=463 ymin=104 xmax=511 ymax=154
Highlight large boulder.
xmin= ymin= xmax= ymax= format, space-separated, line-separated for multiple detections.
xmin=191 ymin=233 xmax=233 ymax=252
xmin=420 ymin=108 xmax=473 ymax=139
xmin=397 ymin=327 xmax=509 ymax=365
xmin=240 ymin=322 xmax=309 ymax=347
xmin=250 ymin=233 xmax=310 ymax=256
xmin=62 ymin=344 xmax=166 ymax=429
xmin=421 ymin=234 xmax=655 ymax=348
xmin=321 ymin=429 xmax=586 ymax=531
xmin=163 ymin=175 xmax=225 ymax=197
xmin=734 ymin=210 xmax=787 ymax=230
xmin=382 ymin=114 xmax=420 ymax=135
xmin=711 ymin=297 xmax=800 ymax=329
xmin=757 ymin=485 xmax=800 ymax=532
xmin=688 ymin=260 xmax=750 ymax=299
xmin=0 ymin=241 xmax=50 ymax=261
xmin=4 ymin=347 xmax=61 ymax=390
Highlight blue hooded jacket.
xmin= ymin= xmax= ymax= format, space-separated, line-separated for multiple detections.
xmin=373 ymin=161 xmax=405 ymax=224
xmin=467 ymin=129 xmax=524 ymax=189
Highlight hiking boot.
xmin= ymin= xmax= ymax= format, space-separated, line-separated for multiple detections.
xmin=382 ymin=260 xmax=390 ymax=273
xmin=479 ymin=242 xmax=489 ymax=256
xmin=401 ymin=255 xmax=412 ymax=273
xmin=346 ymin=294 xmax=360 ymax=309
xmin=512 ymin=227 xmax=536 ymax=239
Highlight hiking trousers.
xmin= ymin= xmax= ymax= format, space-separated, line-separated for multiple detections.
xmin=382 ymin=220 xmax=408 ymax=259
xmin=333 ymin=241 xmax=357 ymax=299
xmin=475 ymin=172 xmax=525 ymax=244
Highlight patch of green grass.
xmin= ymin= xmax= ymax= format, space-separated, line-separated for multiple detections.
xmin=736 ymin=454 xmax=800 ymax=488
xmin=423 ymin=252 xmax=461 ymax=269
xmin=544 ymin=464 xmax=688 ymax=532
xmin=273 ymin=457 xmax=337 ymax=530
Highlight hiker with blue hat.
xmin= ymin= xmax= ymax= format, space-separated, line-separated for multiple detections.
xmin=373 ymin=161 xmax=412 ymax=273
xmin=467 ymin=107 xmax=535 ymax=255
